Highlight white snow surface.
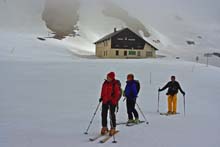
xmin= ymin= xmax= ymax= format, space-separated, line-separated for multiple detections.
xmin=1 ymin=41 xmax=220 ymax=147
xmin=0 ymin=1 xmax=220 ymax=146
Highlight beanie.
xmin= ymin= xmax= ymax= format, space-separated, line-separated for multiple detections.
xmin=107 ymin=72 xmax=115 ymax=80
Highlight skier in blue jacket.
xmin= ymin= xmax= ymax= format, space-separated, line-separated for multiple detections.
xmin=124 ymin=74 xmax=140 ymax=123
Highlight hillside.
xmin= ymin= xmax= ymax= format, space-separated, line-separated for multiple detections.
xmin=0 ymin=0 xmax=220 ymax=66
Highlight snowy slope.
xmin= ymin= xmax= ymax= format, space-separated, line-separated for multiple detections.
xmin=0 ymin=31 xmax=80 ymax=61
xmin=0 ymin=0 xmax=220 ymax=66
xmin=1 ymin=57 xmax=220 ymax=147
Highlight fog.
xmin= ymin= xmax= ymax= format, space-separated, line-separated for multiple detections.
xmin=40 ymin=0 xmax=150 ymax=38
xmin=42 ymin=0 xmax=80 ymax=39
xmin=101 ymin=0 xmax=150 ymax=37
xmin=0 ymin=0 xmax=220 ymax=48
xmin=0 ymin=0 xmax=45 ymax=33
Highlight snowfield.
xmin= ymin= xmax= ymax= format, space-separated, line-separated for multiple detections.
xmin=1 ymin=0 xmax=220 ymax=146
xmin=1 ymin=49 xmax=220 ymax=146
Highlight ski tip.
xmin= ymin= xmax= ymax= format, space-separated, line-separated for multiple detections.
xmin=89 ymin=138 xmax=94 ymax=141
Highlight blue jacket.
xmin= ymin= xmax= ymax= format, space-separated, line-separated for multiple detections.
xmin=124 ymin=80 xmax=138 ymax=100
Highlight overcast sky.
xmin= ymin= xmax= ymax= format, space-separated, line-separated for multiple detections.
xmin=1 ymin=0 xmax=219 ymax=26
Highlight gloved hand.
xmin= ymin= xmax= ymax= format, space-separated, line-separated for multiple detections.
xmin=99 ymin=98 xmax=103 ymax=102
xmin=182 ymin=92 xmax=186 ymax=96
xmin=158 ymin=88 xmax=161 ymax=92
xmin=123 ymin=97 xmax=127 ymax=102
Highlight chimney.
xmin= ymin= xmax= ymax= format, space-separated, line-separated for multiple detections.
xmin=114 ymin=28 xmax=117 ymax=32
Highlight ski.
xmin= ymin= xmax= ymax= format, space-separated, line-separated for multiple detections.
xmin=89 ymin=134 xmax=104 ymax=141
xmin=117 ymin=120 xmax=145 ymax=126
xmin=116 ymin=122 xmax=128 ymax=125
xmin=160 ymin=112 xmax=180 ymax=116
xmin=126 ymin=120 xmax=145 ymax=126
xmin=99 ymin=130 xmax=119 ymax=143
xmin=89 ymin=131 xmax=110 ymax=141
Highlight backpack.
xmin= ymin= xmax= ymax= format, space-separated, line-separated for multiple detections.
xmin=167 ymin=82 xmax=179 ymax=96
xmin=112 ymin=80 xmax=122 ymax=99
xmin=135 ymin=80 xmax=140 ymax=94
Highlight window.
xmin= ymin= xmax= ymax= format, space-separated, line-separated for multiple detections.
xmin=146 ymin=51 xmax=152 ymax=57
xmin=137 ymin=51 xmax=141 ymax=56
xmin=128 ymin=38 xmax=136 ymax=41
xmin=129 ymin=51 xmax=136 ymax=55
xmin=116 ymin=50 xmax=119 ymax=56
xmin=104 ymin=51 xmax=108 ymax=56
xmin=137 ymin=45 xmax=143 ymax=49
xmin=124 ymin=51 xmax=127 ymax=56
xmin=104 ymin=41 xmax=108 ymax=46
xmin=117 ymin=38 xmax=123 ymax=41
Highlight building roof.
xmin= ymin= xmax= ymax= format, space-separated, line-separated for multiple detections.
xmin=94 ymin=28 xmax=126 ymax=44
xmin=94 ymin=28 xmax=158 ymax=50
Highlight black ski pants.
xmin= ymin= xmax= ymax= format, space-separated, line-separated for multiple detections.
xmin=102 ymin=103 xmax=116 ymax=128
xmin=126 ymin=99 xmax=139 ymax=120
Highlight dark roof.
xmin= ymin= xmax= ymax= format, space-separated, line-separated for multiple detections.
xmin=94 ymin=28 xmax=126 ymax=44
xmin=94 ymin=28 xmax=158 ymax=50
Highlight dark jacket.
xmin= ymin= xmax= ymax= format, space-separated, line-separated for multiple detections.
xmin=101 ymin=79 xmax=121 ymax=105
xmin=160 ymin=81 xmax=184 ymax=96
xmin=124 ymin=80 xmax=138 ymax=100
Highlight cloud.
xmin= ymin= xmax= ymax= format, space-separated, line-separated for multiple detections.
xmin=101 ymin=0 xmax=150 ymax=37
xmin=42 ymin=0 xmax=80 ymax=39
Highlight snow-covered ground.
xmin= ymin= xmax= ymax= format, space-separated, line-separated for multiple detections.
xmin=0 ymin=1 xmax=220 ymax=146
xmin=1 ymin=47 xmax=220 ymax=147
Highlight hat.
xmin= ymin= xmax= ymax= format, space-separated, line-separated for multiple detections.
xmin=107 ymin=72 xmax=115 ymax=80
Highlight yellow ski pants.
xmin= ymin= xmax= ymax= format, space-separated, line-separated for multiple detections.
xmin=168 ymin=94 xmax=177 ymax=113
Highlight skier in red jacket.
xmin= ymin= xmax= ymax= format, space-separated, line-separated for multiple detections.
xmin=99 ymin=72 xmax=121 ymax=136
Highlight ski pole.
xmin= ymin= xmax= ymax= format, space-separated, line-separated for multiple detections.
xmin=136 ymin=102 xmax=149 ymax=124
xmin=157 ymin=88 xmax=160 ymax=112
xmin=84 ymin=102 xmax=101 ymax=134
xmin=183 ymin=95 xmax=186 ymax=116
xmin=109 ymin=105 xmax=117 ymax=143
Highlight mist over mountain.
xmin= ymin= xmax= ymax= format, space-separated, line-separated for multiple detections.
xmin=42 ymin=0 xmax=80 ymax=38
xmin=0 ymin=0 xmax=220 ymax=62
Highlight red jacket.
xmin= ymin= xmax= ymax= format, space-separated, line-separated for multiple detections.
xmin=101 ymin=80 xmax=120 ymax=105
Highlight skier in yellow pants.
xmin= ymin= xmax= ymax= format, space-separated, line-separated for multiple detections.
xmin=159 ymin=76 xmax=185 ymax=114
xmin=168 ymin=94 xmax=177 ymax=113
